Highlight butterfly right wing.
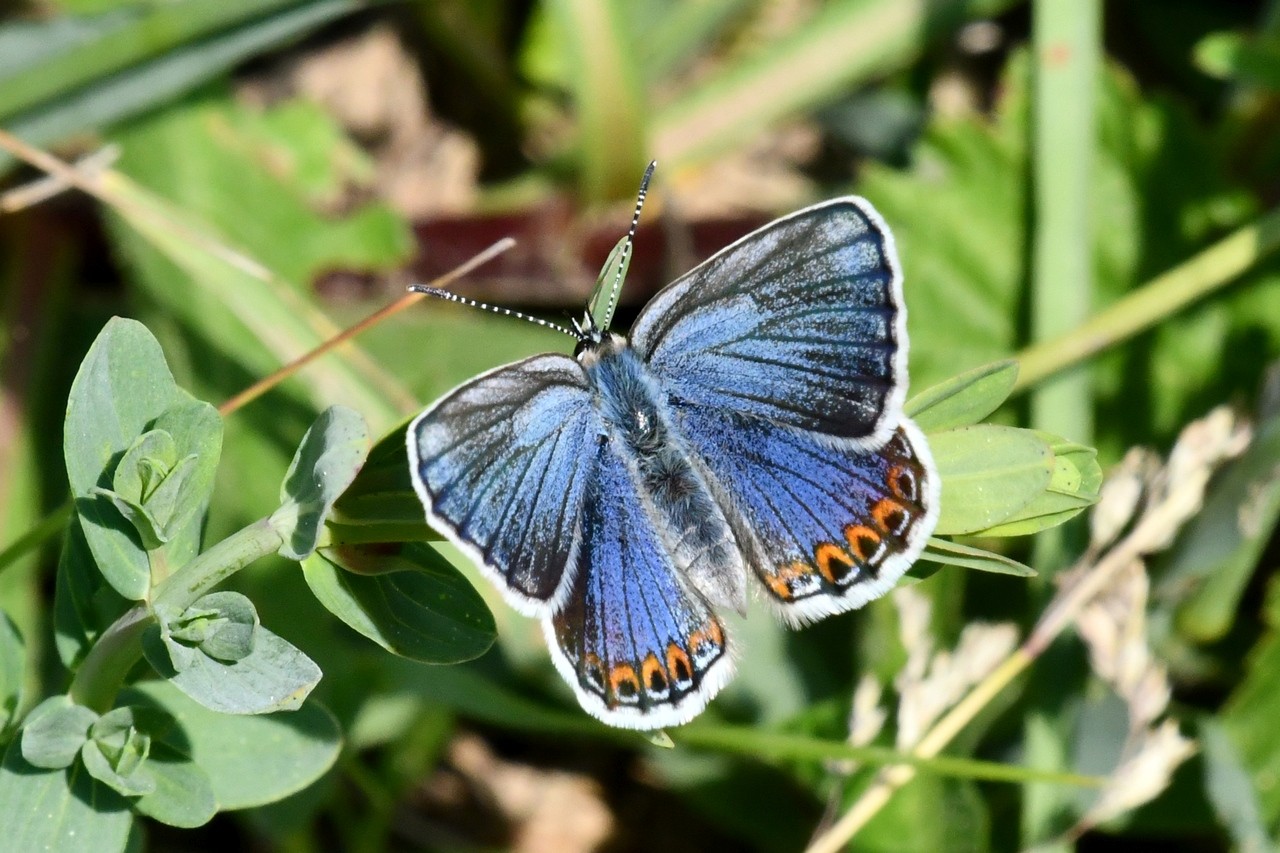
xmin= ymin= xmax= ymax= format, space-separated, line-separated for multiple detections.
xmin=407 ymin=354 xmax=602 ymax=616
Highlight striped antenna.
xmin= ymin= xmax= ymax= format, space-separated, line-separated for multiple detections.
xmin=408 ymin=285 xmax=581 ymax=340
xmin=590 ymin=160 xmax=656 ymax=333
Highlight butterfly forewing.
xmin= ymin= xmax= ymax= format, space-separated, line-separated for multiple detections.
xmin=631 ymin=199 xmax=906 ymax=446
xmin=546 ymin=438 xmax=733 ymax=730
xmin=407 ymin=354 xmax=601 ymax=616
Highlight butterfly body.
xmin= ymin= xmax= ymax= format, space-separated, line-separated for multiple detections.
xmin=409 ymin=197 xmax=940 ymax=729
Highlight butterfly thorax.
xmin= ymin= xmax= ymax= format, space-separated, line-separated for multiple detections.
xmin=581 ymin=338 xmax=748 ymax=614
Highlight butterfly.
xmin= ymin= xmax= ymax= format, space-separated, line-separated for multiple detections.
xmin=407 ymin=166 xmax=940 ymax=730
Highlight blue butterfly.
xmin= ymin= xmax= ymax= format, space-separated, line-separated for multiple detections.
xmin=407 ymin=169 xmax=939 ymax=730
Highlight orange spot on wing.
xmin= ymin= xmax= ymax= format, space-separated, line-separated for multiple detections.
xmin=688 ymin=621 xmax=726 ymax=658
xmin=641 ymin=653 xmax=668 ymax=693
xmin=666 ymin=643 xmax=693 ymax=685
xmin=815 ymin=542 xmax=854 ymax=583
xmin=844 ymin=524 xmax=880 ymax=562
xmin=872 ymin=498 xmax=907 ymax=536
xmin=764 ymin=561 xmax=811 ymax=600
xmin=609 ymin=663 xmax=640 ymax=701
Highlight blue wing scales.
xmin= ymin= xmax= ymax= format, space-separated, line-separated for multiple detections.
xmin=631 ymin=199 xmax=906 ymax=444
xmin=673 ymin=403 xmax=939 ymax=623
xmin=545 ymin=438 xmax=733 ymax=730
xmin=408 ymin=354 xmax=600 ymax=615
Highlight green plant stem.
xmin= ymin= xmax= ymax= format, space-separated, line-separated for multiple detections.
xmin=1029 ymin=0 xmax=1099 ymax=444
xmin=1014 ymin=203 xmax=1280 ymax=392
xmin=66 ymin=604 xmax=151 ymax=713
xmin=67 ymin=518 xmax=283 ymax=712
xmin=151 ymin=517 xmax=283 ymax=614
xmin=675 ymin=725 xmax=1104 ymax=788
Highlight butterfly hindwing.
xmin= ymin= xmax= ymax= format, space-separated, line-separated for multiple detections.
xmin=631 ymin=198 xmax=905 ymax=445
xmin=407 ymin=354 xmax=601 ymax=616
xmin=673 ymin=403 xmax=939 ymax=623
xmin=546 ymin=438 xmax=733 ymax=730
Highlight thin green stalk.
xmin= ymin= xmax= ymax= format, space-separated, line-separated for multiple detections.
xmin=0 ymin=500 xmax=70 ymax=578
xmin=548 ymin=0 xmax=647 ymax=200
xmin=1014 ymin=203 xmax=1280 ymax=392
xmin=1029 ymin=0 xmax=1100 ymax=445
xmin=150 ymin=517 xmax=282 ymax=614
xmin=1025 ymin=1 xmax=1101 ymax=845
xmin=675 ymin=724 xmax=1104 ymax=788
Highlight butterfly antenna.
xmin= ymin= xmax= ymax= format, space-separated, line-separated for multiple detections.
xmin=592 ymin=159 xmax=656 ymax=332
xmin=409 ymin=285 xmax=582 ymax=340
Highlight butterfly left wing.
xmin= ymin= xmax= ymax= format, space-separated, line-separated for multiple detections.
xmin=546 ymin=438 xmax=733 ymax=730
xmin=408 ymin=354 xmax=601 ymax=616
xmin=631 ymin=198 xmax=905 ymax=446
xmin=672 ymin=403 xmax=939 ymax=623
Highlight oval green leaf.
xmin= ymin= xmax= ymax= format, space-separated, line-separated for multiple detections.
xmin=906 ymin=360 xmax=1019 ymax=432
xmin=54 ymin=515 xmax=130 ymax=670
xmin=0 ymin=738 xmax=133 ymax=853
xmin=143 ymin=623 xmax=321 ymax=715
xmin=919 ymin=537 xmax=1036 ymax=577
xmin=131 ymin=742 xmax=217 ymax=828
xmin=271 ymin=405 xmax=371 ymax=561
xmin=20 ymin=696 xmax=98 ymax=770
xmin=931 ymin=425 xmax=1055 ymax=536
xmin=64 ymin=318 xmax=222 ymax=600
xmin=302 ymin=543 xmax=495 ymax=664
xmin=124 ymin=680 xmax=342 ymax=811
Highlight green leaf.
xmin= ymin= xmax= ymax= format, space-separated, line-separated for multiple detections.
xmin=651 ymin=0 xmax=987 ymax=169
xmin=919 ymin=537 xmax=1036 ymax=577
xmin=81 ymin=739 xmax=155 ymax=798
xmin=975 ymin=432 xmax=1101 ymax=537
xmin=539 ymin=0 xmax=648 ymax=200
xmin=105 ymin=93 xmax=413 ymax=434
xmin=65 ymin=318 xmax=183 ymax=599
xmin=0 ymin=1 xmax=369 ymax=176
xmin=132 ymin=742 xmax=217 ymax=828
xmin=20 ymin=697 xmax=98 ymax=770
xmin=270 ymin=405 xmax=371 ymax=561
xmin=0 ymin=738 xmax=133 ymax=853
xmin=54 ymin=517 xmax=130 ymax=670
xmin=124 ymin=680 xmax=341 ymax=810
xmin=112 ymin=430 xmax=179 ymax=506
xmin=164 ymin=591 xmax=259 ymax=664
xmin=930 ymin=425 xmax=1055 ymax=536
xmin=143 ymin=622 xmax=321 ymax=715
xmin=906 ymin=360 xmax=1019 ymax=432
xmin=1161 ymin=414 xmax=1280 ymax=643
xmin=0 ymin=612 xmax=23 ymax=737
xmin=328 ymin=425 xmax=434 ymax=543
xmin=301 ymin=543 xmax=495 ymax=664
xmin=88 ymin=707 xmax=153 ymax=781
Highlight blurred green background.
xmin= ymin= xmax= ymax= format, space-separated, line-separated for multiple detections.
xmin=2 ymin=0 xmax=1280 ymax=850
